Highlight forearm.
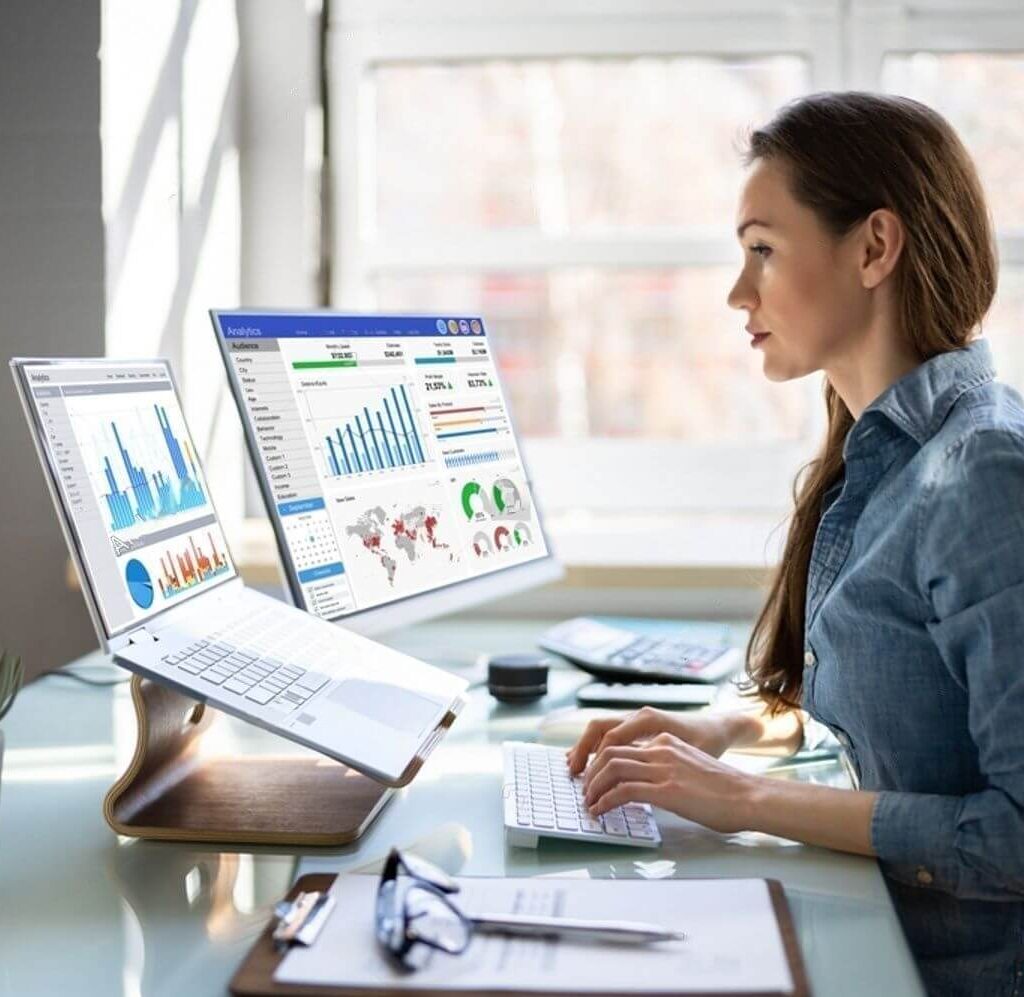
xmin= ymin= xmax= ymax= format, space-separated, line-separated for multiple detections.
xmin=721 ymin=705 xmax=804 ymax=757
xmin=741 ymin=775 xmax=878 ymax=856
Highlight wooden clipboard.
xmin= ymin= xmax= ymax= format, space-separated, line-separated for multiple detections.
xmin=230 ymin=873 xmax=812 ymax=997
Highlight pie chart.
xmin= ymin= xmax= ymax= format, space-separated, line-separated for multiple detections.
xmin=125 ymin=558 xmax=154 ymax=609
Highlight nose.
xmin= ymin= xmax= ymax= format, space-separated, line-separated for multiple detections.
xmin=727 ymin=268 xmax=757 ymax=313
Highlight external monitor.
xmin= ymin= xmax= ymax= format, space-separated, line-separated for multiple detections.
xmin=210 ymin=310 xmax=562 ymax=635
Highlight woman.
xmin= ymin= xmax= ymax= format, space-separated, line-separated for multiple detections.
xmin=567 ymin=92 xmax=1024 ymax=996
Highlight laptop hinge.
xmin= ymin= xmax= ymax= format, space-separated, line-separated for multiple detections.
xmin=126 ymin=627 xmax=158 ymax=646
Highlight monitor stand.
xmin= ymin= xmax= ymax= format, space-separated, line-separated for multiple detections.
xmin=103 ymin=676 xmax=392 ymax=846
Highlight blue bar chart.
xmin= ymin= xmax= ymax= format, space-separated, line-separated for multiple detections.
xmin=322 ymin=385 xmax=426 ymax=477
xmin=100 ymin=405 xmax=207 ymax=530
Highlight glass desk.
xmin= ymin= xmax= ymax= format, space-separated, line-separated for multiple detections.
xmin=0 ymin=618 xmax=924 ymax=996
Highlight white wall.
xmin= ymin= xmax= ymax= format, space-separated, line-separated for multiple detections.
xmin=0 ymin=1 xmax=105 ymax=682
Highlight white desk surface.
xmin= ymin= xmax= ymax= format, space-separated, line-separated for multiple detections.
xmin=0 ymin=618 xmax=924 ymax=996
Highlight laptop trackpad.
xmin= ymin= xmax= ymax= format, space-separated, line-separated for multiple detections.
xmin=328 ymin=678 xmax=443 ymax=734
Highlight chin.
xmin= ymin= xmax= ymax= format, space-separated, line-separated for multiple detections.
xmin=762 ymin=356 xmax=815 ymax=384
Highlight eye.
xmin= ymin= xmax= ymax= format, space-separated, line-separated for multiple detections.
xmin=749 ymin=243 xmax=772 ymax=259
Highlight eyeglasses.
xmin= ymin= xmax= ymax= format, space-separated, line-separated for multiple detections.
xmin=375 ymin=848 xmax=473 ymax=971
xmin=375 ymin=848 xmax=685 ymax=972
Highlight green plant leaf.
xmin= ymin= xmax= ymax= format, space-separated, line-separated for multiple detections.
xmin=0 ymin=650 xmax=23 ymax=722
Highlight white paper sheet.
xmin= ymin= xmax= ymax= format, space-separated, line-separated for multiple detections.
xmin=275 ymin=874 xmax=796 ymax=994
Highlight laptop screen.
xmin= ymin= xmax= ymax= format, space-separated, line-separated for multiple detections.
xmin=212 ymin=313 xmax=549 ymax=621
xmin=16 ymin=360 xmax=238 ymax=637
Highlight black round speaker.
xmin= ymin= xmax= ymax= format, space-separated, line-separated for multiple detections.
xmin=487 ymin=653 xmax=550 ymax=704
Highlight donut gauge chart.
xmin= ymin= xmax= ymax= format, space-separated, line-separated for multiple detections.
xmin=461 ymin=481 xmax=490 ymax=519
xmin=513 ymin=522 xmax=532 ymax=546
xmin=492 ymin=477 xmax=525 ymax=515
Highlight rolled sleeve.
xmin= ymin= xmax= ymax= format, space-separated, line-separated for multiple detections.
xmin=871 ymin=791 xmax=962 ymax=895
xmin=873 ymin=430 xmax=1024 ymax=900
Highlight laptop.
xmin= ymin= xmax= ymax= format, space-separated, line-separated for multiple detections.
xmin=10 ymin=357 xmax=467 ymax=787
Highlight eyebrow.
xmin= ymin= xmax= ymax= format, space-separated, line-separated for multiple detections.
xmin=736 ymin=219 xmax=772 ymax=238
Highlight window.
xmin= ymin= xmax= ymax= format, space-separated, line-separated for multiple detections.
xmin=369 ymin=56 xmax=814 ymax=454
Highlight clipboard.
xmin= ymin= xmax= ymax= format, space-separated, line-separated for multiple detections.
xmin=230 ymin=873 xmax=812 ymax=997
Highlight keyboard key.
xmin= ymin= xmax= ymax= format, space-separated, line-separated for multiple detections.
xmin=628 ymin=824 xmax=658 ymax=840
xmin=223 ymin=678 xmax=249 ymax=695
xmin=296 ymin=672 xmax=330 ymax=693
xmin=178 ymin=660 xmax=205 ymax=675
xmin=557 ymin=815 xmax=580 ymax=830
xmin=246 ymin=687 xmax=276 ymax=705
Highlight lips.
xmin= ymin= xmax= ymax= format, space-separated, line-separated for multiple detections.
xmin=748 ymin=329 xmax=771 ymax=348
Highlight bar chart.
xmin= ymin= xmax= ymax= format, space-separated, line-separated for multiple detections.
xmin=313 ymin=384 xmax=428 ymax=478
xmin=97 ymin=405 xmax=207 ymax=530
xmin=156 ymin=532 xmax=231 ymax=600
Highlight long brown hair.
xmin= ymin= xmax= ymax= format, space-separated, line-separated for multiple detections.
xmin=743 ymin=92 xmax=998 ymax=713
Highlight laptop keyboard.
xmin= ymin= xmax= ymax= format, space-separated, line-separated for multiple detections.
xmin=503 ymin=742 xmax=661 ymax=849
xmin=161 ymin=639 xmax=331 ymax=713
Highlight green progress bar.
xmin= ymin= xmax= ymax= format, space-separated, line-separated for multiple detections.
xmin=292 ymin=360 xmax=358 ymax=369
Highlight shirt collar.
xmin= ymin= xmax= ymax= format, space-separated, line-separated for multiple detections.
xmin=856 ymin=338 xmax=995 ymax=449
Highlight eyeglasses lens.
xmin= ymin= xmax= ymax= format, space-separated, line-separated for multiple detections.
xmin=405 ymin=884 xmax=471 ymax=955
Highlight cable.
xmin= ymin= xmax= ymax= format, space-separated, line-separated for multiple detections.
xmin=42 ymin=667 xmax=129 ymax=688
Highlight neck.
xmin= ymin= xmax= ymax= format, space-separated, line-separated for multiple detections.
xmin=825 ymin=319 xmax=920 ymax=420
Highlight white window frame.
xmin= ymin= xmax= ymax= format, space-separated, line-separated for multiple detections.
xmin=327 ymin=0 xmax=844 ymax=520
xmin=849 ymin=0 xmax=1024 ymax=266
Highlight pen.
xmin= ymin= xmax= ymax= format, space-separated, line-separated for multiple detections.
xmin=469 ymin=913 xmax=685 ymax=943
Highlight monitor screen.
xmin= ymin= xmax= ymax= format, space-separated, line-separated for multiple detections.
xmin=14 ymin=360 xmax=237 ymax=638
xmin=212 ymin=312 xmax=552 ymax=624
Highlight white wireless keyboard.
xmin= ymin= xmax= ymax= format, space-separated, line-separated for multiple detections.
xmin=502 ymin=742 xmax=661 ymax=848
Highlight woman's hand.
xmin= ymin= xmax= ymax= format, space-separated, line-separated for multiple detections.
xmin=565 ymin=706 xmax=740 ymax=776
xmin=581 ymin=732 xmax=756 ymax=834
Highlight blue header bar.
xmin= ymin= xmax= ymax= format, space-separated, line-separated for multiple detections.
xmin=216 ymin=312 xmax=487 ymax=339
xmin=278 ymin=497 xmax=326 ymax=516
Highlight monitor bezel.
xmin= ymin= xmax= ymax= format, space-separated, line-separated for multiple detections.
xmin=209 ymin=308 xmax=562 ymax=636
xmin=9 ymin=356 xmax=242 ymax=649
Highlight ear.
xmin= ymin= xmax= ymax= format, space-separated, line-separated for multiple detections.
xmin=859 ymin=208 xmax=905 ymax=290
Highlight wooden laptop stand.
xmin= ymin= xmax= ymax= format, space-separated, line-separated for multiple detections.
xmin=103 ymin=676 xmax=393 ymax=846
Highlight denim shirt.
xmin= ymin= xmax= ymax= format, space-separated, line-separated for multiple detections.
xmin=801 ymin=339 xmax=1024 ymax=994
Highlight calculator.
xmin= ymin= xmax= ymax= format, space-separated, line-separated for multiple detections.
xmin=538 ymin=617 xmax=742 ymax=684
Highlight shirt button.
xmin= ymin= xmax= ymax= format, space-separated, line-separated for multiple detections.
xmin=804 ymin=651 xmax=816 ymax=667
xmin=915 ymin=867 xmax=934 ymax=886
